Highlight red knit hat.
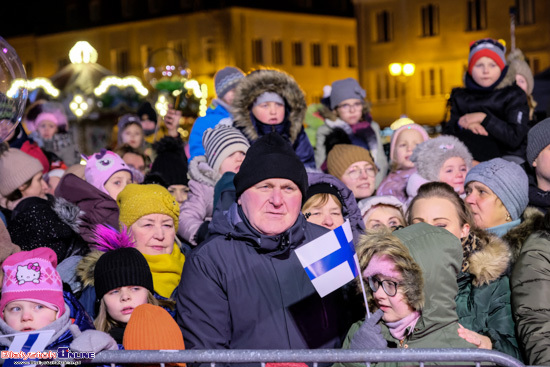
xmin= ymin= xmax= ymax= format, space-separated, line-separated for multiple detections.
xmin=468 ymin=38 xmax=506 ymax=75
xmin=0 ymin=247 xmax=65 ymax=317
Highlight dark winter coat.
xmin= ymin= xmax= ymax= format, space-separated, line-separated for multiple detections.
xmin=443 ymin=68 xmax=530 ymax=162
xmin=511 ymin=229 xmax=550 ymax=365
xmin=526 ymin=170 xmax=550 ymax=214
xmin=55 ymin=173 xmax=120 ymax=245
xmin=176 ymin=203 xmax=356 ymax=355
xmin=306 ymin=172 xmax=365 ymax=243
xmin=455 ymin=232 xmax=520 ymax=359
xmin=232 ymin=69 xmax=315 ymax=168
xmin=8 ymin=195 xmax=88 ymax=264
xmin=0 ymin=291 xmax=94 ymax=351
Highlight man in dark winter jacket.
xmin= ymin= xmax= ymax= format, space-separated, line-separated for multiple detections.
xmin=176 ymin=133 xmax=356 ymax=356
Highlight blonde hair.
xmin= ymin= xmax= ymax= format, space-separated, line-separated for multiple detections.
xmin=94 ymin=291 xmax=158 ymax=333
xmin=302 ymin=193 xmax=342 ymax=215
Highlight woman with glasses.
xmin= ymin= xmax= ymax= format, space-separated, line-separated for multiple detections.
xmin=334 ymin=223 xmax=475 ymax=366
xmin=314 ymin=78 xmax=387 ymax=186
xmin=327 ymin=144 xmax=378 ymax=201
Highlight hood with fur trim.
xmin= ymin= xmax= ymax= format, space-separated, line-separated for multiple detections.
xmin=503 ymin=206 xmax=545 ymax=264
xmin=76 ymin=250 xmax=103 ymax=289
xmin=232 ymin=69 xmax=307 ymax=145
xmin=466 ymin=229 xmax=512 ymax=287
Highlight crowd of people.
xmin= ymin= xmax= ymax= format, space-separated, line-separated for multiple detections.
xmin=0 ymin=37 xmax=549 ymax=366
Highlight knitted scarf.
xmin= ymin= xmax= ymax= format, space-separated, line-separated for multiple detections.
xmin=142 ymin=243 xmax=185 ymax=298
xmin=385 ymin=310 xmax=421 ymax=340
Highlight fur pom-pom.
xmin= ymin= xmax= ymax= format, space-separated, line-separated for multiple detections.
xmin=91 ymin=224 xmax=135 ymax=251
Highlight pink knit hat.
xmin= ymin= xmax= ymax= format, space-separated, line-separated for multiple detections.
xmin=389 ymin=124 xmax=429 ymax=163
xmin=84 ymin=149 xmax=133 ymax=196
xmin=0 ymin=247 xmax=65 ymax=317
xmin=363 ymin=254 xmax=401 ymax=280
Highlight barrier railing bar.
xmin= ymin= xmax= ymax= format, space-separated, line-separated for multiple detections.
xmin=83 ymin=349 xmax=524 ymax=367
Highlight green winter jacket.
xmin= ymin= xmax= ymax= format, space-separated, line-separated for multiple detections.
xmin=511 ymin=231 xmax=550 ymax=365
xmin=336 ymin=223 xmax=476 ymax=367
xmin=455 ymin=233 xmax=521 ymax=360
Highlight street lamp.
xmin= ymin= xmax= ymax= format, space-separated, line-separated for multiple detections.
xmin=388 ymin=63 xmax=415 ymax=117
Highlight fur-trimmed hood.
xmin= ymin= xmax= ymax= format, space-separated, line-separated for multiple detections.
xmin=466 ymin=230 xmax=512 ymax=287
xmin=232 ymin=69 xmax=307 ymax=144
xmin=76 ymin=250 xmax=103 ymax=289
xmin=503 ymin=206 xmax=545 ymax=263
xmin=188 ymin=155 xmax=221 ymax=187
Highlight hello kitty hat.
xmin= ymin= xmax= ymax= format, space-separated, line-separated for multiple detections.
xmin=0 ymin=247 xmax=65 ymax=317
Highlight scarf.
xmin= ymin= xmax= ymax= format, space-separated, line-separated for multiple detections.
xmin=385 ymin=310 xmax=421 ymax=340
xmin=142 ymin=243 xmax=185 ymax=298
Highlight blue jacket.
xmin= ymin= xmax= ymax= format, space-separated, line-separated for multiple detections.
xmin=188 ymin=100 xmax=232 ymax=161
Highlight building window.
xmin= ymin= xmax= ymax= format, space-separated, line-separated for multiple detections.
xmin=292 ymin=42 xmax=303 ymax=66
xmin=311 ymin=43 xmax=321 ymax=67
xmin=375 ymin=10 xmax=393 ymax=43
xmin=89 ymin=0 xmax=101 ymax=23
xmin=516 ymin=0 xmax=535 ymax=25
xmin=329 ymin=45 xmax=339 ymax=68
xmin=252 ymin=39 xmax=263 ymax=64
xmin=169 ymin=40 xmax=189 ymax=62
xmin=420 ymin=67 xmax=444 ymax=97
xmin=375 ymin=72 xmax=397 ymax=102
xmin=140 ymin=45 xmax=152 ymax=69
xmin=148 ymin=0 xmax=162 ymax=14
xmin=203 ymin=38 xmax=216 ymax=64
xmin=121 ymin=0 xmax=136 ymax=18
xmin=421 ymin=4 xmax=439 ymax=37
xmin=112 ymin=49 xmax=130 ymax=75
xmin=466 ymin=0 xmax=487 ymax=31
xmin=346 ymin=45 xmax=356 ymax=68
xmin=525 ymin=56 xmax=540 ymax=74
xmin=272 ymin=40 xmax=283 ymax=65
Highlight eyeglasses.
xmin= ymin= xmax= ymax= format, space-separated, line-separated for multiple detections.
xmin=368 ymin=276 xmax=399 ymax=297
xmin=346 ymin=166 xmax=376 ymax=180
xmin=337 ymin=102 xmax=363 ymax=112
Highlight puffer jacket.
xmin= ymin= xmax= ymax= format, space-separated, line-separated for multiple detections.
xmin=177 ymin=203 xmax=358 ymax=355
xmin=178 ymin=155 xmax=220 ymax=245
xmin=306 ymin=172 xmax=365 ymax=243
xmin=337 ymin=223 xmax=475 ymax=367
xmin=315 ymin=106 xmax=388 ymax=187
xmin=232 ymin=69 xmax=315 ymax=168
xmin=511 ymin=229 xmax=550 ymax=365
xmin=456 ymin=231 xmax=520 ymax=359
xmin=0 ymin=291 xmax=94 ymax=351
xmin=188 ymin=99 xmax=233 ymax=161
xmin=443 ymin=66 xmax=530 ymax=162
xmin=55 ymin=173 xmax=120 ymax=246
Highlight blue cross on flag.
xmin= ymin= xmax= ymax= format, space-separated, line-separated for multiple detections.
xmin=295 ymin=220 xmax=359 ymax=297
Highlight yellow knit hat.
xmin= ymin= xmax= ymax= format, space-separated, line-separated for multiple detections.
xmin=117 ymin=183 xmax=180 ymax=231
xmin=327 ymin=144 xmax=377 ymax=180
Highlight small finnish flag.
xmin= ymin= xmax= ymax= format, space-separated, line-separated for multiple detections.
xmin=295 ymin=220 xmax=359 ymax=297
xmin=1 ymin=329 xmax=54 ymax=367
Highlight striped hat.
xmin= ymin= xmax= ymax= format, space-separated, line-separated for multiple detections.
xmin=202 ymin=125 xmax=250 ymax=173
xmin=468 ymin=38 xmax=506 ymax=75
xmin=214 ymin=66 xmax=245 ymax=99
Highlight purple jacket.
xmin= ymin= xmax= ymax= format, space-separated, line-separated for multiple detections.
xmin=377 ymin=167 xmax=417 ymax=204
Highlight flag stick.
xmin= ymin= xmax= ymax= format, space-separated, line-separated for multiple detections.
xmin=354 ymin=258 xmax=371 ymax=318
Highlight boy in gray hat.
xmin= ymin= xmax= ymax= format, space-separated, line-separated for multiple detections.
xmin=526 ymin=117 xmax=550 ymax=213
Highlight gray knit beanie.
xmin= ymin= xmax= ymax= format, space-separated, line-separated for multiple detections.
xmin=0 ymin=144 xmax=44 ymax=197
xmin=214 ymin=66 xmax=245 ymax=99
xmin=465 ymin=158 xmax=528 ymax=221
xmin=203 ymin=125 xmax=250 ymax=173
xmin=410 ymin=135 xmax=472 ymax=181
xmin=526 ymin=117 xmax=550 ymax=165
xmin=329 ymin=78 xmax=366 ymax=110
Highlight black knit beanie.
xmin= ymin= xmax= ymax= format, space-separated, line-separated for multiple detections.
xmin=234 ymin=132 xmax=307 ymax=199
xmin=150 ymin=137 xmax=189 ymax=186
xmin=94 ymin=247 xmax=154 ymax=300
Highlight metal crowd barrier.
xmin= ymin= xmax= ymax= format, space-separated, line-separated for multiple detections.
xmin=81 ymin=348 xmax=526 ymax=367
